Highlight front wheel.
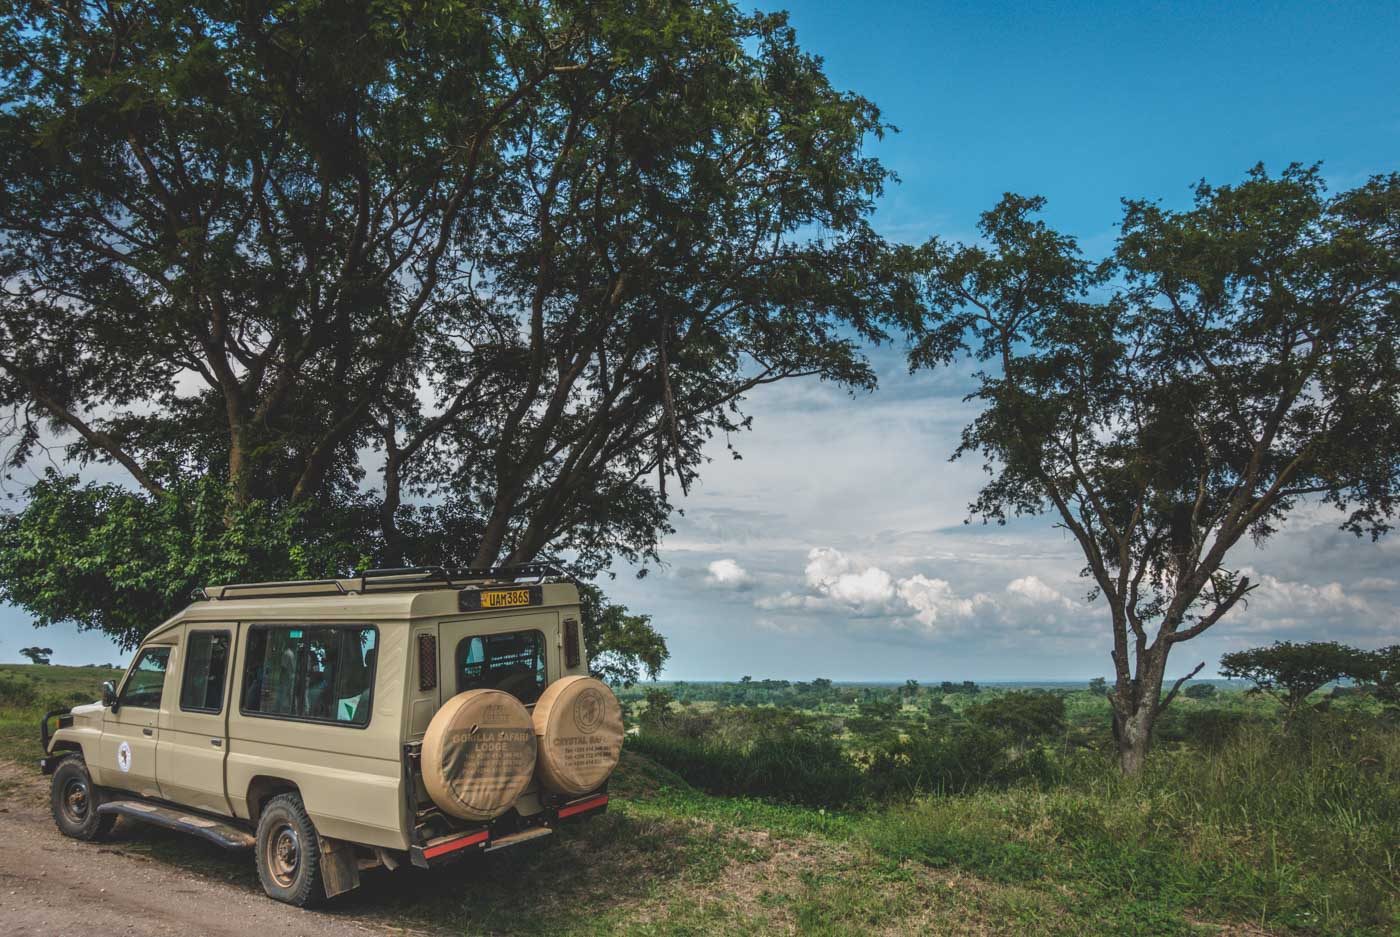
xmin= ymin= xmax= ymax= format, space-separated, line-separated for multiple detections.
xmin=255 ymin=793 xmax=326 ymax=907
xmin=50 ymin=757 xmax=115 ymax=841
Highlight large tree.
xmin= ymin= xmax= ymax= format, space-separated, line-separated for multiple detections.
xmin=910 ymin=166 xmax=1399 ymax=774
xmin=0 ymin=0 xmax=919 ymax=663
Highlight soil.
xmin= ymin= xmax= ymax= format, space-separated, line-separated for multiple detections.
xmin=0 ymin=760 xmax=428 ymax=937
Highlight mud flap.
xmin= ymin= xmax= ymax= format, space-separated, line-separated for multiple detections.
xmin=318 ymin=836 xmax=361 ymax=898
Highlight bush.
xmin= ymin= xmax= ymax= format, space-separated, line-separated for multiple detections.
xmin=966 ymin=691 xmax=1066 ymax=745
xmin=1180 ymin=708 xmax=1251 ymax=750
xmin=629 ymin=727 xmax=864 ymax=808
xmin=0 ymin=671 xmax=38 ymax=707
xmin=1184 ymin=683 xmax=1216 ymax=700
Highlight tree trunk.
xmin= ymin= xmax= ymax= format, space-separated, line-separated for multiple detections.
xmin=1114 ymin=707 xmax=1155 ymax=777
xmin=1111 ymin=642 xmax=1170 ymax=777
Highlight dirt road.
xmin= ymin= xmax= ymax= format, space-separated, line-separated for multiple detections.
xmin=0 ymin=761 xmax=429 ymax=937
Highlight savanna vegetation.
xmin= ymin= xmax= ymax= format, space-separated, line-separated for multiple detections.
xmin=1 ymin=660 xmax=1395 ymax=935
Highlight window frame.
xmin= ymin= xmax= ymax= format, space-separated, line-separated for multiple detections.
xmin=179 ymin=629 xmax=232 ymax=715
xmin=117 ymin=645 xmax=172 ymax=711
xmin=454 ymin=628 xmax=548 ymax=704
xmin=237 ymin=622 xmax=380 ymax=730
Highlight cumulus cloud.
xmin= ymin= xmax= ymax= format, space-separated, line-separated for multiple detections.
xmin=754 ymin=546 xmax=1084 ymax=639
xmin=1220 ymin=569 xmax=1386 ymax=636
xmin=897 ymin=575 xmax=985 ymax=630
xmin=1005 ymin=575 xmax=1077 ymax=610
xmin=704 ymin=558 xmax=754 ymax=590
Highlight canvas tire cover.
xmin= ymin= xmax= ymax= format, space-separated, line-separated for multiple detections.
xmin=422 ymin=689 xmax=538 ymax=821
xmin=532 ymin=675 xmax=624 ymax=796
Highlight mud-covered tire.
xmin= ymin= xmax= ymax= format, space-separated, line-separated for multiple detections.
xmin=50 ymin=756 xmax=115 ymax=841
xmin=255 ymin=793 xmax=325 ymax=908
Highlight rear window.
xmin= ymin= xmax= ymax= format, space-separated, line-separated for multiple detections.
xmin=241 ymin=625 xmax=378 ymax=726
xmin=456 ymin=630 xmax=546 ymax=704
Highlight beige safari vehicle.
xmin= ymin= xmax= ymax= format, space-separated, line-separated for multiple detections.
xmin=40 ymin=565 xmax=624 ymax=907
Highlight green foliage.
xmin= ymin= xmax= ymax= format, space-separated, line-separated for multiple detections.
xmin=0 ymin=473 xmax=367 ymax=649
xmin=1219 ymin=641 xmax=1378 ymax=720
xmin=576 ymin=583 xmax=669 ymax=687
xmin=629 ymin=707 xmax=864 ymax=808
xmin=17 ymin=646 xmax=51 ymax=665
xmin=0 ymin=670 xmax=37 ymax=707
xmin=965 ymin=691 xmax=1067 ymax=746
xmin=1087 ymin=677 xmax=1108 ymax=696
xmin=1363 ymin=644 xmax=1400 ymax=709
xmin=1183 ymin=682 xmax=1216 ymax=700
xmin=909 ymin=165 xmax=1400 ymax=772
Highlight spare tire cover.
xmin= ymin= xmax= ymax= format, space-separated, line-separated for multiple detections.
xmin=421 ymin=689 xmax=537 ymax=821
xmin=532 ymin=675 xmax=624 ymax=796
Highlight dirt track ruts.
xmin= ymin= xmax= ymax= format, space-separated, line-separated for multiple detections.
xmin=0 ymin=761 xmax=428 ymax=937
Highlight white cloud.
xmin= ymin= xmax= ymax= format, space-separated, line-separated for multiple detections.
xmin=897 ymin=575 xmax=983 ymax=631
xmin=803 ymin=547 xmax=899 ymax=609
xmin=1005 ymin=575 xmax=1076 ymax=610
xmin=704 ymin=558 xmax=754 ymax=590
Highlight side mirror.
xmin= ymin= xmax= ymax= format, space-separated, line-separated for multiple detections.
xmin=102 ymin=681 xmax=117 ymax=709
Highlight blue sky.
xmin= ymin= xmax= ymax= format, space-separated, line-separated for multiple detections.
xmin=3 ymin=1 xmax=1398 ymax=680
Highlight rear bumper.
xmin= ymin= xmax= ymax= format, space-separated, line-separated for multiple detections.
xmin=409 ymin=793 xmax=609 ymax=868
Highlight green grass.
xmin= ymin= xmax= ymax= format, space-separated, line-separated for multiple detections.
xmin=0 ymin=663 xmax=120 ymax=766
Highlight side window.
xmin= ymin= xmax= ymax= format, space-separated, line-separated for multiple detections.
xmin=119 ymin=647 xmax=171 ymax=709
xmin=456 ymin=630 xmax=546 ymax=704
xmin=180 ymin=631 xmax=231 ymax=713
xmin=241 ymin=625 xmax=378 ymax=726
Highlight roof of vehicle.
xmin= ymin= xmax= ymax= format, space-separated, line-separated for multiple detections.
xmin=141 ymin=566 xmax=580 ymax=643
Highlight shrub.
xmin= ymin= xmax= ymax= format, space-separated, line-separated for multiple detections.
xmin=0 ymin=671 xmax=38 ymax=707
xmin=1181 ymin=708 xmax=1250 ymax=750
xmin=1183 ymin=683 xmax=1216 ymax=700
xmin=966 ymin=691 xmax=1066 ymax=745
xmin=629 ymin=727 xmax=864 ymax=808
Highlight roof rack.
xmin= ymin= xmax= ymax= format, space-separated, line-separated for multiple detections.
xmin=354 ymin=564 xmax=566 ymax=593
xmin=194 ymin=579 xmax=349 ymax=602
xmin=190 ymin=564 xmax=568 ymax=603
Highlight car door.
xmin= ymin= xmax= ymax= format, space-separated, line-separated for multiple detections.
xmin=156 ymin=625 xmax=235 ymax=814
xmin=97 ymin=644 xmax=172 ymax=798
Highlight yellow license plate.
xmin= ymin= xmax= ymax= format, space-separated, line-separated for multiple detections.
xmin=480 ymin=589 xmax=531 ymax=609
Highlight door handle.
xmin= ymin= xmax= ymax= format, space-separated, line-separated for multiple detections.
xmin=210 ymin=738 xmax=222 ymax=747
xmin=142 ymin=727 xmax=154 ymax=736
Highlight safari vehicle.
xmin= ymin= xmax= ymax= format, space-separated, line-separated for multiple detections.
xmin=39 ymin=565 xmax=624 ymax=907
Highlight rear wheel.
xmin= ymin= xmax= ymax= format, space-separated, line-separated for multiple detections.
xmin=255 ymin=793 xmax=325 ymax=907
xmin=50 ymin=756 xmax=115 ymax=841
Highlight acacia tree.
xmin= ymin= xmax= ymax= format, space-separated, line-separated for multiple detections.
xmin=19 ymin=646 xmax=52 ymax=665
xmin=1219 ymin=641 xmax=1375 ymax=722
xmin=0 ymin=1 xmax=918 ymax=660
xmin=911 ymin=166 xmax=1399 ymax=774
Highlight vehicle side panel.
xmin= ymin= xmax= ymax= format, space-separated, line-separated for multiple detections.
xmin=224 ymin=622 xmax=408 ymax=849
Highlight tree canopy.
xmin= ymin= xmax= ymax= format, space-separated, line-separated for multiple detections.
xmin=0 ymin=0 xmax=919 ymax=663
xmin=1220 ymin=641 xmax=1378 ymax=720
xmin=909 ymin=165 xmax=1400 ymax=773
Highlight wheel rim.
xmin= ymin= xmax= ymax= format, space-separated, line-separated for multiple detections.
xmin=265 ymin=822 xmax=300 ymax=888
xmin=61 ymin=776 xmax=90 ymax=824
